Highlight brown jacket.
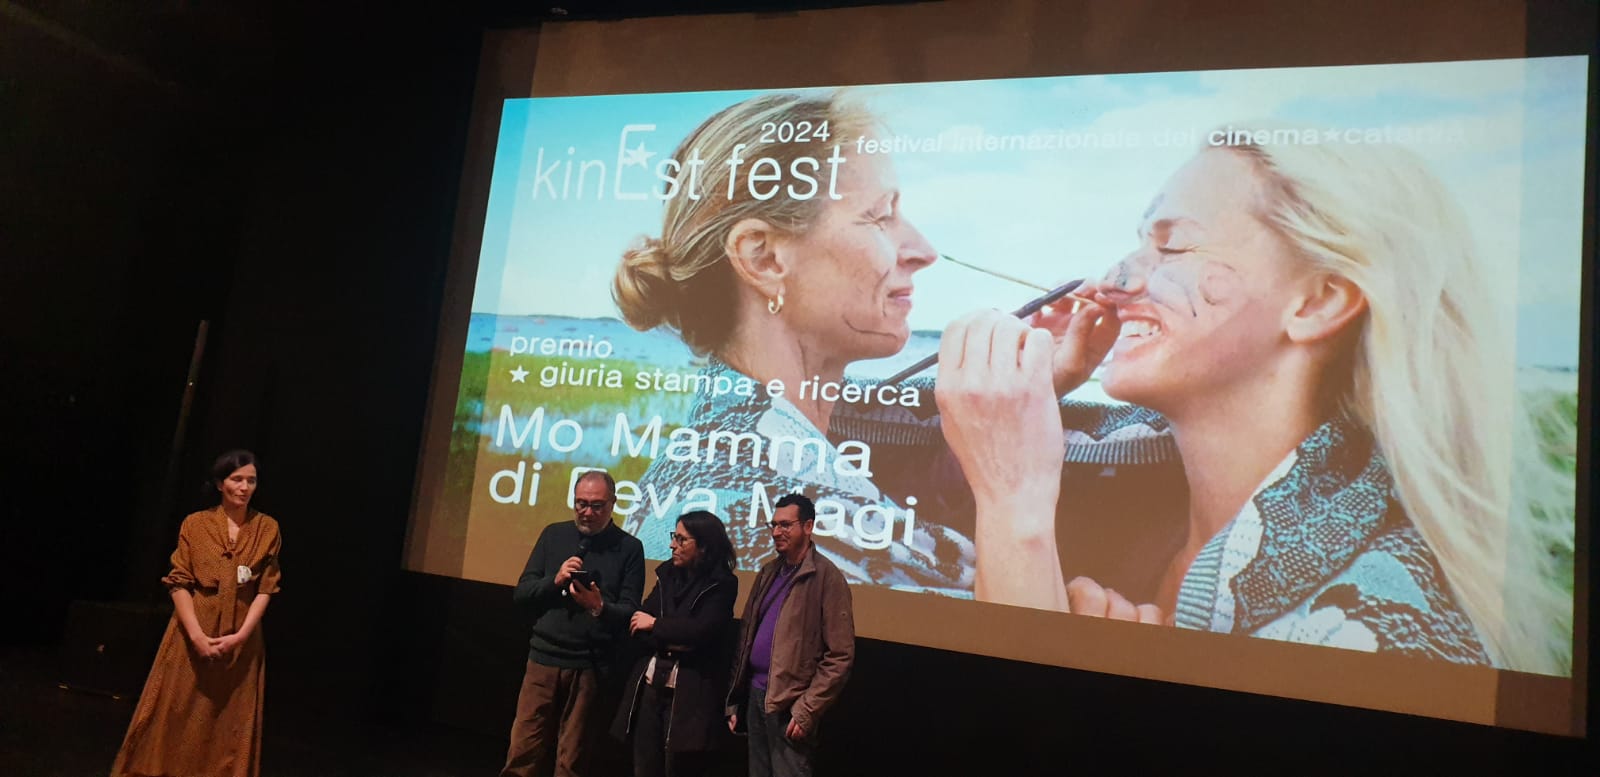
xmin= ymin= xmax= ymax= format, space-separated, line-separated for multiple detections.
xmin=725 ymin=544 xmax=855 ymax=734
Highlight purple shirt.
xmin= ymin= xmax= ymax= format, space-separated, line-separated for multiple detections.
xmin=748 ymin=562 xmax=800 ymax=691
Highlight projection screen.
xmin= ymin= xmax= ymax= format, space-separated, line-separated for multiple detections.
xmin=406 ymin=0 xmax=1591 ymax=735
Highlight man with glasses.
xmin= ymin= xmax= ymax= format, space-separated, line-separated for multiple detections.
xmin=503 ymin=470 xmax=645 ymax=777
xmin=726 ymin=493 xmax=855 ymax=777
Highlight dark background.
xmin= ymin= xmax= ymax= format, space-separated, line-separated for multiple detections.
xmin=2 ymin=0 xmax=1596 ymax=774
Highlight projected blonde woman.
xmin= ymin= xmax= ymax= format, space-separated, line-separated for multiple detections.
xmin=613 ymin=90 xmax=974 ymax=591
xmin=936 ymin=126 xmax=1572 ymax=674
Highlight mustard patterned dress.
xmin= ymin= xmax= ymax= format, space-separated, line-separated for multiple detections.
xmin=112 ymin=507 xmax=283 ymax=777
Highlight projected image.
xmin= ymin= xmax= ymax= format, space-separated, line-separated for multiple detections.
xmin=436 ymin=57 xmax=1584 ymax=676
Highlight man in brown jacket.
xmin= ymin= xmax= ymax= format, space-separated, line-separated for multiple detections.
xmin=725 ymin=493 xmax=855 ymax=777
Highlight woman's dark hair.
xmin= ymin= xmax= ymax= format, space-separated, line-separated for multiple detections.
xmin=677 ymin=510 xmax=736 ymax=573
xmin=210 ymin=449 xmax=259 ymax=493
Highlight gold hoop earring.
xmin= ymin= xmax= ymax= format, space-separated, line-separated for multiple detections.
xmin=767 ymin=293 xmax=784 ymax=315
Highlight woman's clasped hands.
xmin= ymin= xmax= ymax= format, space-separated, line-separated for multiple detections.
xmin=189 ymin=628 xmax=247 ymax=662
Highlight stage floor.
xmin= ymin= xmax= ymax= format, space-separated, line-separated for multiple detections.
xmin=0 ymin=644 xmax=506 ymax=777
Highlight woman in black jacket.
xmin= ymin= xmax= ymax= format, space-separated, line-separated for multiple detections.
xmin=613 ymin=510 xmax=739 ymax=777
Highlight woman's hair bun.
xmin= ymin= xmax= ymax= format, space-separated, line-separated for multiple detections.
xmin=614 ymin=236 xmax=675 ymax=331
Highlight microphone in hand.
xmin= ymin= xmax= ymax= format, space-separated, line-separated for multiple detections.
xmin=561 ymin=537 xmax=592 ymax=597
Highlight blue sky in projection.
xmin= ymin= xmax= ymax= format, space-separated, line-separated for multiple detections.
xmin=472 ymin=56 xmax=1588 ymax=369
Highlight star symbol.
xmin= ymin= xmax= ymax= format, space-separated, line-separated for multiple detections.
xmin=509 ymin=365 xmax=528 ymax=383
xmin=622 ymin=141 xmax=655 ymax=168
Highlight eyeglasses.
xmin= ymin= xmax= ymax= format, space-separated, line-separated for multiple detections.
xmin=767 ymin=519 xmax=803 ymax=533
xmin=668 ymin=533 xmax=694 ymax=546
xmin=574 ymin=500 xmax=612 ymax=514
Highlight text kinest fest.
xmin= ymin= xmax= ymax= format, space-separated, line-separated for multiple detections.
xmin=529 ymin=123 xmax=849 ymax=202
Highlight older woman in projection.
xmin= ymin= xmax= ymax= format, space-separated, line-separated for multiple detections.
xmin=936 ymin=128 xmax=1571 ymax=673
xmin=614 ymin=91 xmax=973 ymax=591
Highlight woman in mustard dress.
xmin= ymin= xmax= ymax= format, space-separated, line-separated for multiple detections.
xmin=112 ymin=450 xmax=283 ymax=777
